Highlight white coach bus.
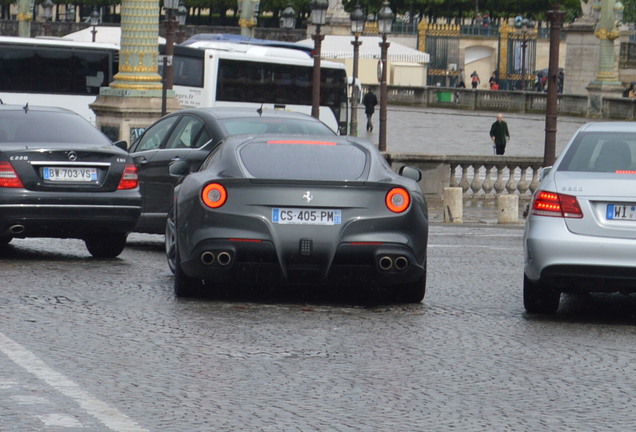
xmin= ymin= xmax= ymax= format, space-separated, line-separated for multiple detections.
xmin=166 ymin=39 xmax=349 ymax=134
xmin=0 ymin=36 xmax=119 ymax=123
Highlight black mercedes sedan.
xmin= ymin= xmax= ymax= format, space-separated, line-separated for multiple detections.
xmin=128 ymin=107 xmax=336 ymax=234
xmin=166 ymin=135 xmax=429 ymax=302
xmin=0 ymin=105 xmax=141 ymax=258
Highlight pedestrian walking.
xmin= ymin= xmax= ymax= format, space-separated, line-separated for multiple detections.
xmin=470 ymin=71 xmax=480 ymax=89
xmin=456 ymin=68 xmax=466 ymax=88
xmin=362 ymin=89 xmax=378 ymax=132
xmin=489 ymin=113 xmax=510 ymax=155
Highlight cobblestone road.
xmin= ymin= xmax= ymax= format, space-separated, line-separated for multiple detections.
xmin=3 ymin=227 xmax=636 ymax=431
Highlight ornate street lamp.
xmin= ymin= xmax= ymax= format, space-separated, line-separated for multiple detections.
xmin=592 ymin=0 xmax=624 ymax=83
xmin=162 ymin=0 xmax=179 ymax=115
xmin=42 ymin=0 xmax=54 ymax=36
xmin=90 ymin=8 xmax=100 ymax=42
xmin=349 ymin=3 xmax=365 ymax=136
xmin=176 ymin=3 xmax=188 ymax=44
xmin=279 ymin=3 xmax=297 ymax=42
xmin=310 ymin=0 xmax=328 ymax=119
xmin=377 ymin=1 xmax=393 ymax=152
xmin=514 ymin=17 xmax=534 ymax=91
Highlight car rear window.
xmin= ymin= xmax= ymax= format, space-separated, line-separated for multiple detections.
xmin=218 ymin=117 xmax=334 ymax=136
xmin=239 ymin=140 xmax=367 ymax=180
xmin=558 ymin=132 xmax=636 ymax=173
xmin=0 ymin=110 xmax=111 ymax=145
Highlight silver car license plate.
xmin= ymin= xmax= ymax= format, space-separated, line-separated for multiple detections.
xmin=43 ymin=167 xmax=97 ymax=182
xmin=607 ymin=204 xmax=636 ymax=220
xmin=272 ymin=208 xmax=341 ymax=225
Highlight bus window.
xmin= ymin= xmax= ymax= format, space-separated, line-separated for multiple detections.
xmin=173 ymin=56 xmax=204 ymax=88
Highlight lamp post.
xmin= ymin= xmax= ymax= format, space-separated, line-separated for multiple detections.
xmin=310 ymin=0 xmax=328 ymax=119
xmin=514 ymin=17 xmax=534 ymax=91
xmin=42 ymin=0 xmax=53 ymax=36
xmin=176 ymin=4 xmax=188 ymax=43
xmin=349 ymin=4 xmax=365 ymax=136
xmin=592 ymin=0 xmax=624 ymax=83
xmin=279 ymin=3 xmax=297 ymax=42
xmin=90 ymin=8 xmax=99 ymax=42
xmin=162 ymin=0 xmax=179 ymax=115
xmin=543 ymin=6 xmax=566 ymax=167
xmin=377 ymin=1 xmax=393 ymax=152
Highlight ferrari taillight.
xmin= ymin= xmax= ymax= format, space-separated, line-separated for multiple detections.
xmin=202 ymin=183 xmax=227 ymax=208
xmin=0 ymin=162 xmax=24 ymax=188
xmin=531 ymin=191 xmax=583 ymax=219
xmin=117 ymin=164 xmax=139 ymax=190
xmin=385 ymin=187 xmax=410 ymax=213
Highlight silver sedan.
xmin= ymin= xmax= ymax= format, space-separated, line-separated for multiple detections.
xmin=524 ymin=122 xmax=636 ymax=313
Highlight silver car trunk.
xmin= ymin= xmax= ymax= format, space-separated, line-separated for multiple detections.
xmin=555 ymin=171 xmax=636 ymax=239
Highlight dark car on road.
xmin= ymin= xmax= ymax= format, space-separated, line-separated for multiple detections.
xmin=129 ymin=107 xmax=336 ymax=234
xmin=0 ymin=105 xmax=141 ymax=258
xmin=166 ymin=135 xmax=429 ymax=302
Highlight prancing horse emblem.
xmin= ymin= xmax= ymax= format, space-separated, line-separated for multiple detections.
xmin=303 ymin=191 xmax=313 ymax=203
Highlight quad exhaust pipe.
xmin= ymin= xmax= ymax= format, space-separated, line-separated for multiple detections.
xmin=394 ymin=256 xmax=409 ymax=271
xmin=200 ymin=250 xmax=233 ymax=266
xmin=378 ymin=255 xmax=409 ymax=272
xmin=378 ymin=256 xmax=393 ymax=271
xmin=200 ymin=251 xmax=215 ymax=266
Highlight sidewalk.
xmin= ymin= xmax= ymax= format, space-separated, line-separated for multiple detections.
xmin=427 ymin=197 xmax=525 ymax=226
xmin=358 ymin=106 xmax=588 ymax=157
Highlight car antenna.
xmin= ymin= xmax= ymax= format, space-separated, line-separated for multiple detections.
xmin=23 ymin=103 xmax=29 ymax=113
xmin=257 ymin=103 xmax=263 ymax=117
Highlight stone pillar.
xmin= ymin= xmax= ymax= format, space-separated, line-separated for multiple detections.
xmin=497 ymin=195 xmax=519 ymax=224
xmin=443 ymin=187 xmax=463 ymax=224
xmin=90 ymin=0 xmax=181 ymax=145
xmin=564 ymin=21 xmax=599 ymax=95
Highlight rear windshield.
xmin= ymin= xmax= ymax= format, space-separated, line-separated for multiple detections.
xmin=239 ymin=140 xmax=367 ymax=180
xmin=0 ymin=110 xmax=111 ymax=145
xmin=558 ymin=132 xmax=636 ymax=173
xmin=218 ymin=117 xmax=334 ymax=136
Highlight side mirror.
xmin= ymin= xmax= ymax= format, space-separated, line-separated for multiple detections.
xmin=539 ymin=166 xmax=552 ymax=182
xmin=399 ymin=165 xmax=422 ymax=182
xmin=169 ymin=160 xmax=190 ymax=178
xmin=113 ymin=140 xmax=128 ymax=151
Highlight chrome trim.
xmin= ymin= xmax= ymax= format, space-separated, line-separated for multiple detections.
xmin=29 ymin=161 xmax=112 ymax=167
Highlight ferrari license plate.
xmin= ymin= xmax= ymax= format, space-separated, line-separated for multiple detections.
xmin=43 ymin=167 xmax=98 ymax=182
xmin=607 ymin=204 xmax=636 ymax=221
xmin=272 ymin=208 xmax=341 ymax=225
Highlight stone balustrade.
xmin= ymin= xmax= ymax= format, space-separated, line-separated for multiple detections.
xmin=375 ymin=85 xmax=628 ymax=119
xmin=386 ymin=153 xmax=544 ymax=200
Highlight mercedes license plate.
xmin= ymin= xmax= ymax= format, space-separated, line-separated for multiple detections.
xmin=607 ymin=204 xmax=636 ymax=221
xmin=43 ymin=167 xmax=97 ymax=182
xmin=272 ymin=208 xmax=341 ymax=225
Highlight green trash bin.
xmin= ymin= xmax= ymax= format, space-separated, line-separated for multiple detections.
xmin=436 ymin=91 xmax=453 ymax=103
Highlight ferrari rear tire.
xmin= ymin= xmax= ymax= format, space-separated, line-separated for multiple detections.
xmin=523 ymin=274 xmax=560 ymax=314
xmin=165 ymin=207 xmax=177 ymax=275
xmin=395 ymin=267 xmax=427 ymax=303
xmin=85 ymin=233 xmax=127 ymax=258
xmin=173 ymin=244 xmax=202 ymax=298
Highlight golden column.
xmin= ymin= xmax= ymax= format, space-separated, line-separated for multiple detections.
xmin=90 ymin=0 xmax=181 ymax=144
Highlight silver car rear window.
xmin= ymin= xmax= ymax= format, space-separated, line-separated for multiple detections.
xmin=239 ymin=140 xmax=367 ymax=180
xmin=558 ymin=132 xmax=636 ymax=173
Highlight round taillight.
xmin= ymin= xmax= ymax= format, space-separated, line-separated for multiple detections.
xmin=202 ymin=183 xmax=227 ymax=208
xmin=385 ymin=187 xmax=410 ymax=213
